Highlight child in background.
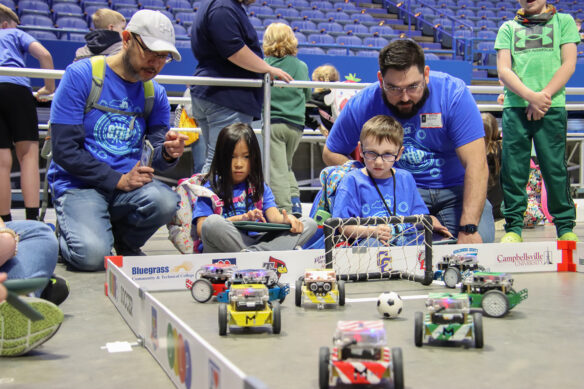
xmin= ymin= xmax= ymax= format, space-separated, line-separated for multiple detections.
xmin=74 ymin=8 xmax=126 ymax=61
xmin=495 ymin=0 xmax=580 ymax=242
xmin=262 ymin=23 xmax=311 ymax=217
xmin=332 ymin=115 xmax=450 ymax=246
xmin=482 ymin=113 xmax=503 ymax=220
xmin=306 ymin=64 xmax=340 ymax=137
xmin=193 ymin=123 xmax=317 ymax=253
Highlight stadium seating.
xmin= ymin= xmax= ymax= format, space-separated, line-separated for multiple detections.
xmin=343 ymin=23 xmax=368 ymax=34
xmin=21 ymin=14 xmax=53 ymax=27
xmin=335 ymin=34 xmax=361 ymax=46
xmin=55 ymin=16 xmax=88 ymax=29
xmin=18 ymin=0 xmax=50 ymax=16
xmin=0 ymin=0 xmax=15 ymax=10
xmin=317 ymin=21 xmax=343 ymax=33
xmin=307 ymin=32 xmax=334 ymax=44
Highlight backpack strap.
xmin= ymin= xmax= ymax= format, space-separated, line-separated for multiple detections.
xmin=85 ymin=56 xmax=155 ymax=130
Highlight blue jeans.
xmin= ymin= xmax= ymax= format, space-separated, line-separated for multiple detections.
xmin=191 ymin=138 xmax=206 ymax=174
xmin=418 ymin=185 xmax=495 ymax=243
xmin=54 ymin=181 xmax=179 ymax=271
xmin=1 ymin=221 xmax=58 ymax=296
xmin=190 ymin=97 xmax=253 ymax=174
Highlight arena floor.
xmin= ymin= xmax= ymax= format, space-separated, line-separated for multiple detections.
xmin=1 ymin=208 xmax=583 ymax=389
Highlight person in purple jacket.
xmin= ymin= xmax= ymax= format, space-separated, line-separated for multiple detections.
xmin=323 ymin=39 xmax=494 ymax=244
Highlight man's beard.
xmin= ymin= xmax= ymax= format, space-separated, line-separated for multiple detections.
xmin=122 ymin=51 xmax=141 ymax=81
xmin=382 ymin=86 xmax=430 ymax=119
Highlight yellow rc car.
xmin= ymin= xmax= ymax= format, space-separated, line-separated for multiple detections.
xmin=295 ymin=269 xmax=345 ymax=308
xmin=218 ymin=284 xmax=281 ymax=336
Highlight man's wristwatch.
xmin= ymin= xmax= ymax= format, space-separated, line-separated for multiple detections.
xmin=459 ymin=224 xmax=478 ymax=234
xmin=0 ymin=227 xmax=19 ymax=254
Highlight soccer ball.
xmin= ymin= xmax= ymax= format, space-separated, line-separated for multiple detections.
xmin=377 ymin=291 xmax=403 ymax=319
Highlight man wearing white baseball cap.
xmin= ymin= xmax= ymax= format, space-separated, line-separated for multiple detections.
xmin=47 ymin=10 xmax=189 ymax=271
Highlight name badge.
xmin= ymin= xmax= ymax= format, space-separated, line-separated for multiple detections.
xmin=420 ymin=113 xmax=442 ymax=128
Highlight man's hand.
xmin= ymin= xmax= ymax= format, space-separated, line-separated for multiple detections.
xmin=268 ymin=66 xmax=293 ymax=83
xmin=282 ymin=210 xmax=303 ymax=234
xmin=163 ymin=130 xmax=189 ymax=160
xmin=457 ymin=231 xmax=483 ymax=244
xmin=116 ymin=162 xmax=154 ymax=191
xmin=431 ymin=216 xmax=453 ymax=238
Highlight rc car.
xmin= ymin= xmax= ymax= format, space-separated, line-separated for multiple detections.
xmin=414 ymin=292 xmax=483 ymax=348
xmin=461 ymin=272 xmax=528 ymax=318
xmin=216 ymin=267 xmax=290 ymax=304
xmin=434 ymin=254 xmax=485 ymax=288
xmin=190 ymin=263 xmax=237 ymax=303
xmin=295 ymin=268 xmax=345 ymax=308
xmin=319 ymin=320 xmax=403 ymax=389
xmin=218 ymin=284 xmax=281 ymax=336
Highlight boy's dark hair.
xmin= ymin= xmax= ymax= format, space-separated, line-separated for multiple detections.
xmin=207 ymin=122 xmax=264 ymax=212
xmin=0 ymin=4 xmax=20 ymax=25
xmin=360 ymin=115 xmax=404 ymax=148
xmin=378 ymin=39 xmax=425 ymax=76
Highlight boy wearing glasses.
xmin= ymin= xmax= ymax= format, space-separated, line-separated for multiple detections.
xmin=332 ymin=115 xmax=450 ymax=245
xmin=48 ymin=10 xmax=189 ymax=271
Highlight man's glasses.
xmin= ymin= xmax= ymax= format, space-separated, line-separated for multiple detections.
xmin=382 ymin=81 xmax=424 ymax=96
xmin=132 ymin=33 xmax=172 ymax=63
xmin=362 ymin=150 xmax=398 ymax=162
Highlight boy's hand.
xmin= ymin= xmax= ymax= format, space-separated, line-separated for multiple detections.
xmin=282 ymin=210 xmax=303 ymax=233
xmin=116 ymin=162 xmax=154 ymax=191
xmin=374 ymin=224 xmax=394 ymax=245
xmin=163 ymin=130 xmax=190 ymax=160
xmin=431 ymin=216 xmax=453 ymax=238
xmin=526 ymin=91 xmax=551 ymax=121
xmin=240 ymin=209 xmax=266 ymax=223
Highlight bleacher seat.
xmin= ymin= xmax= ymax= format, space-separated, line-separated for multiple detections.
xmin=256 ymin=29 xmax=264 ymax=41
xmin=425 ymin=52 xmax=440 ymax=60
xmin=192 ymin=1 xmax=202 ymax=10
xmin=166 ymin=0 xmax=192 ymax=13
xmin=52 ymin=2 xmax=84 ymax=19
xmin=111 ymin=0 xmax=138 ymax=6
xmin=422 ymin=0 xmax=436 ymax=6
xmin=476 ymin=40 xmax=495 ymax=65
xmin=117 ymin=6 xmax=139 ymax=19
xmin=497 ymin=10 xmax=514 ymax=20
xmin=265 ymin=17 xmax=290 ymax=26
xmin=18 ymin=0 xmax=50 ymax=16
xmin=60 ymin=32 xmax=86 ymax=41
xmin=291 ymin=19 xmax=316 ymax=31
xmin=310 ymin=1 xmax=333 ymax=10
xmin=140 ymin=0 xmax=165 ymax=10
xmin=84 ymin=5 xmax=104 ymax=21
xmin=300 ymin=9 xmax=324 ymax=20
xmin=369 ymin=24 xmax=394 ymax=36
xmin=249 ymin=16 xmax=263 ymax=28
xmin=433 ymin=17 xmax=453 ymax=30
xmin=354 ymin=49 xmax=377 ymax=57
xmin=336 ymin=2 xmax=357 ymax=11
xmin=82 ymin=0 xmax=109 ymax=7
xmin=294 ymin=31 xmax=306 ymax=43
xmin=352 ymin=12 xmax=374 ymax=23
xmin=436 ymin=8 xmax=454 ymax=17
xmin=456 ymin=0 xmax=474 ymax=8
xmin=20 ymin=14 xmax=53 ymax=27
xmin=307 ymin=32 xmax=334 ymax=44
xmin=325 ymin=11 xmax=351 ymax=21
xmin=175 ymin=11 xmax=195 ymax=25
xmin=175 ymin=40 xmax=191 ymax=48
xmin=274 ymin=7 xmax=299 ymax=18
xmin=327 ymin=48 xmax=351 ymax=55
xmin=477 ymin=29 xmax=496 ymax=40
xmin=249 ymin=4 xmax=274 ymax=16
xmin=27 ymin=30 xmax=58 ymax=40
xmin=477 ymin=10 xmax=495 ymax=19
xmin=343 ymin=23 xmax=368 ymax=34
xmin=456 ymin=9 xmax=474 ymax=18
xmin=477 ymin=19 xmax=496 ymax=29
xmin=363 ymin=35 xmax=388 ymax=48
xmin=265 ymin=0 xmax=285 ymax=6
xmin=298 ymin=47 xmax=325 ymax=54
xmin=336 ymin=34 xmax=361 ymax=46
xmin=288 ymin=0 xmax=309 ymax=8
xmin=495 ymin=1 xmax=512 ymax=10
xmin=437 ymin=0 xmax=456 ymax=7
xmin=414 ymin=7 xmax=435 ymax=19
xmin=475 ymin=1 xmax=491 ymax=10
xmin=317 ymin=21 xmax=343 ymax=32
xmin=0 ymin=0 xmax=15 ymax=10
xmin=55 ymin=16 xmax=88 ymax=29
xmin=173 ymin=23 xmax=188 ymax=37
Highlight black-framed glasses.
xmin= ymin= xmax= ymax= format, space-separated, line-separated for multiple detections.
xmin=382 ymin=80 xmax=425 ymax=96
xmin=131 ymin=33 xmax=173 ymax=63
xmin=362 ymin=150 xmax=398 ymax=162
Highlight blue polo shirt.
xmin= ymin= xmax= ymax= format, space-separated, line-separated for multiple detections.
xmin=190 ymin=0 xmax=264 ymax=118
xmin=0 ymin=28 xmax=37 ymax=88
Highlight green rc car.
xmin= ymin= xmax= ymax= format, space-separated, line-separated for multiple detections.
xmin=415 ymin=292 xmax=483 ymax=348
xmin=461 ymin=272 xmax=528 ymax=318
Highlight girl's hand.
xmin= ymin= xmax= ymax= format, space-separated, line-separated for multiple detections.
xmin=240 ymin=209 xmax=266 ymax=223
xmin=431 ymin=216 xmax=453 ymax=238
xmin=374 ymin=224 xmax=394 ymax=245
xmin=282 ymin=210 xmax=303 ymax=234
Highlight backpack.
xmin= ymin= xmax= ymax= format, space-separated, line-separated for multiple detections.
xmin=85 ymin=56 xmax=154 ymax=129
xmin=167 ymin=174 xmax=263 ymax=254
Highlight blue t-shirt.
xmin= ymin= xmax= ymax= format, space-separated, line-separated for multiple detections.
xmin=48 ymin=58 xmax=171 ymax=198
xmin=333 ymin=168 xmax=428 ymax=219
xmin=193 ymin=181 xmax=277 ymax=221
xmin=0 ymin=28 xmax=37 ymax=88
xmin=326 ymin=71 xmax=484 ymax=189
xmin=190 ymin=0 xmax=263 ymax=118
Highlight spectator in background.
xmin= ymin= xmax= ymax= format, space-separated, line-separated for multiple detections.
xmin=74 ymin=9 xmax=126 ymax=61
xmin=189 ymin=0 xmax=292 ymax=174
xmin=0 ymin=5 xmax=55 ymax=222
xmin=262 ymin=23 xmax=310 ymax=217
xmin=482 ymin=113 xmax=503 ymax=220
xmin=306 ymin=64 xmax=340 ymax=137
xmin=575 ymin=18 xmax=583 ymax=42
xmin=495 ymin=0 xmax=580 ymax=242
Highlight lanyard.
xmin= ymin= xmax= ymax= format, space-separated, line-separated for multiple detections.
xmin=366 ymin=168 xmax=396 ymax=217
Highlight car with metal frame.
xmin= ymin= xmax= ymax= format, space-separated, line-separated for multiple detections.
xmin=319 ymin=320 xmax=403 ymax=389
xmin=414 ymin=292 xmax=483 ymax=348
xmin=190 ymin=263 xmax=237 ymax=303
xmin=461 ymin=271 xmax=528 ymax=318
xmin=218 ymin=284 xmax=280 ymax=335
xmin=433 ymin=254 xmax=485 ymax=288
xmin=295 ymin=268 xmax=345 ymax=308
xmin=216 ymin=266 xmax=290 ymax=304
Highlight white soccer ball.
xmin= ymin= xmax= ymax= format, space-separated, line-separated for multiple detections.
xmin=377 ymin=292 xmax=403 ymax=319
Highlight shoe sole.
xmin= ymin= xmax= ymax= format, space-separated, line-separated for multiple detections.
xmin=0 ymin=297 xmax=64 ymax=356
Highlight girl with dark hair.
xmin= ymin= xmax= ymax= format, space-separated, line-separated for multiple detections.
xmin=193 ymin=123 xmax=317 ymax=253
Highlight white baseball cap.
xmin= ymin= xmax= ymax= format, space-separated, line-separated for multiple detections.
xmin=126 ymin=10 xmax=182 ymax=62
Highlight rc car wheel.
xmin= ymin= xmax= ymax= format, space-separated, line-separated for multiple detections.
xmin=319 ymin=346 xmax=330 ymax=389
xmin=191 ymin=278 xmax=214 ymax=303
xmin=277 ymin=282 xmax=287 ymax=304
xmin=295 ymin=279 xmax=303 ymax=307
xmin=391 ymin=347 xmax=404 ymax=389
xmin=218 ymin=303 xmax=228 ymax=336
xmin=337 ymin=280 xmax=345 ymax=306
xmin=272 ymin=302 xmax=281 ymax=334
xmin=414 ymin=312 xmax=423 ymax=347
xmin=481 ymin=289 xmax=509 ymax=318
xmin=443 ymin=267 xmax=461 ymax=288
xmin=473 ymin=312 xmax=484 ymax=348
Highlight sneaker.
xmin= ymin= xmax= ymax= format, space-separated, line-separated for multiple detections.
xmin=0 ymin=297 xmax=64 ymax=356
xmin=114 ymin=242 xmax=146 ymax=256
xmin=500 ymin=232 xmax=523 ymax=243
xmin=40 ymin=276 xmax=69 ymax=306
xmin=291 ymin=197 xmax=302 ymax=218
xmin=558 ymin=232 xmax=579 ymax=242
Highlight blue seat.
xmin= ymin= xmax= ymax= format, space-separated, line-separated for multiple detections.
xmin=477 ymin=29 xmax=496 ymax=40
xmin=288 ymin=0 xmax=309 ymax=8
xmin=263 ymin=17 xmax=289 ymax=26
xmin=422 ymin=0 xmax=436 ymax=5
xmin=60 ymin=32 xmax=87 ymax=41
xmin=476 ymin=41 xmax=495 ymax=64
xmin=256 ymin=29 xmax=264 ymax=41
xmin=497 ymin=10 xmax=515 ymax=20
xmin=84 ymin=5 xmax=104 ymax=21
xmin=354 ymin=49 xmax=378 ymax=57
xmin=0 ymin=0 xmax=15 ymax=10
xmin=351 ymin=12 xmax=374 ymax=23
xmin=325 ymin=11 xmax=351 ymax=21
xmin=369 ymin=24 xmax=394 ymax=36
xmin=112 ymin=0 xmax=137 ymax=6
xmin=456 ymin=0 xmax=474 ymax=8
xmin=425 ymin=52 xmax=440 ymax=60
xmin=295 ymin=31 xmax=306 ymax=43
xmin=175 ymin=11 xmax=195 ymax=25
xmin=456 ymin=9 xmax=475 ymax=18
xmin=173 ymin=23 xmax=188 ymax=37
xmin=175 ymin=39 xmax=191 ymax=48
xmin=336 ymin=34 xmax=361 ymax=46
xmin=274 ymin=7 xmax=299 ymax=18
xmin=459 ymin=19 xmax=475 ymax=28
xmin=363 ymin=36 xmax=388 ymax=48
xmin=27 ymin=30 xmax=58 ymax=40
xmin=55 ymin=16 xmax=88 ymax=29
xmin=477 ymin=10 xmax=495 ymax=19
xmin=437 ymin=0 xmax=456 ymax=7
xmin=249 ymin=16 xmax=263 ymax=28
xmin=141 ymin=0 xmax=166 ymax=9
xmin=116 ymin=6 xmax=139 ymax=19
xmin=307 ymin=32 xmax=334 ymax=44
xmin=327 ymin=48 xmax=351 ymax=55
xmin=495 ymin=1 xmax=512 ymax=10
xmin=317 ymin=21 xmax=343 ymax=32
xmin=335 ymin=2 xmax=357 ymax=11
xmin=248 ymin=4 xmax=274 ymax=16
xmin=52 ymin=2 xmax=84 ymax=18
xmin=265 ymin=0 xmax=285 ymax=6
xmin=310 ymin=1 xmax=333 ymax=10
xmin=300 ymin=9 xmax=324 ymax=19
xmin=414 ymin=7 xmax=435 ymax=19
xmin=477 ymin=19 xmax=496 ymax=29
xmin=291 ymin=19 xmax=316 ymax=31
xmin=343 ymin=23 xmax=368 ymax=34
xmin=18 ymin=0 xmax=50 ymax=16
xmin=166 ymin=0 xmax=192 ymax=13
xmin=21 ymin=14 xmax=53 ymax=27
xmin=475 ymin=1 xmax=491 ymax=10
xmin=298 ymin=47 xmax=325 ymax=54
